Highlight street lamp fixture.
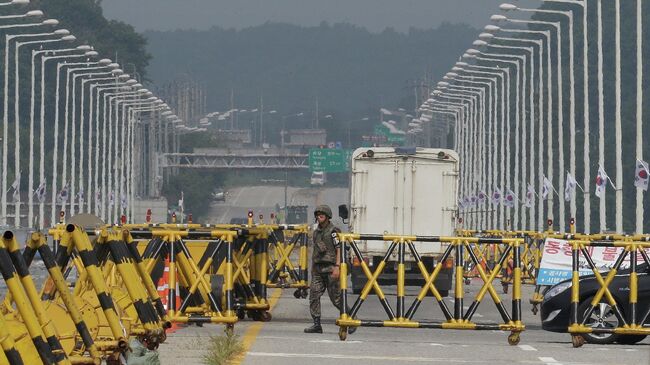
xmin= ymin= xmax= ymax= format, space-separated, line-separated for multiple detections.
xmin=500 ymin=3 xmax=518 ymax=11
xmin=479 ymin=32 xmax=495 ymax=40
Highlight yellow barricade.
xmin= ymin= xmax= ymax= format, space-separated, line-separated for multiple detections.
xmin=334 ymin=233 xmax=526 ymax=345
xmin=566 ymin=237 xmax=650 ymax=347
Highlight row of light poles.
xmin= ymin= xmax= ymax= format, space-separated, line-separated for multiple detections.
xmin=0 ymin=1 xmax=199 ymax=228
xmin=422 ymin=0 xmax=646 ymax=234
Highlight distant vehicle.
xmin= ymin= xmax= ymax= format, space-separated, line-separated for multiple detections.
xmin=229 ymin=217 xmax=248 ymax=225
xmin=212 ymin=189 xmax=227 ymax=202
xmin=341 ymin=147 xmax=458 ymax=295
xmin=310 ymin=171 xmax=326 ymax=186
xmin=540 ymin=263 xmax=649 ymax=344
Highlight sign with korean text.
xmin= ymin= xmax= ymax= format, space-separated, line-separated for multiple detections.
xmin=308 ymin=148 xmax=352 ymax=173
xmin=537 ymin=238 xmax=649 ymax=286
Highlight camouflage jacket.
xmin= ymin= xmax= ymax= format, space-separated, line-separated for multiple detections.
xmin=312 ymin=221 xmax=340 ymax=271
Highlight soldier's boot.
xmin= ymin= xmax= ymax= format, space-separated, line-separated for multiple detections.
xmin=304 ymin=317 xmax=323 ymax=333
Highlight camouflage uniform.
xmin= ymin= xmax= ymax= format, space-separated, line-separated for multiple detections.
xmin=309 ymin=219 xmax=342 ymax=318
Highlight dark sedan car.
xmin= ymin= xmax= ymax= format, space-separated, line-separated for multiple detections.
xmin=540 ymin=263 xmax=650 ymax=344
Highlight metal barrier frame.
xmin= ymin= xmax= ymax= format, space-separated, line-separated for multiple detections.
xmin=567 ymin=238 xmax=650 ymax=347
xmin=334 ymin=233 xmax=525 ymax=344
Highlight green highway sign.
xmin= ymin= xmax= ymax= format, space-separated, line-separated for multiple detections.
xmin=309 ymin=148 xmax=352 ymax=172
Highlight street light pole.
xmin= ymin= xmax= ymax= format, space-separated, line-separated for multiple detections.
xmin=614 ymin=0 xmax=622 ymax=233
xmin=597 ymin=0 xmax=606 ymax=232
xmin=635 ymin=0 xmax=644 ymax=234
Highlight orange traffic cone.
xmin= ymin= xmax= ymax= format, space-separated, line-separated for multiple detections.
xmin=157 ymin=257 xmax=184 ymax=333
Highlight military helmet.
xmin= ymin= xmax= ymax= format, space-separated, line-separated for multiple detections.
xmin=314 ymin=204 xmax=332 ymax=219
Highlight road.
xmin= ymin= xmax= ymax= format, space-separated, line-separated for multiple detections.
xmin=158 ymin=282 xmax=650 ymax=365
xmin=207 ymin=185 xmax=349 ymax=224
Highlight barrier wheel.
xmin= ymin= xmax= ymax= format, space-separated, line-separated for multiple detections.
xmin=338 ymin=327 xmax=348 ymax=341
xmin=507 ymin=333 xmax=520 ymax=346
xmin=301 ymin=288 xmax=309 ymax=298
xmin=293 ymin=289 xmax=301 ymax=298
xmin=260 ymin=311 xmax=272 ymax=322
xmin=531 ymin=305 xmax=538 ymax=315
xmin=571 ymin=335 xmax=585 ymax=348
xmin=464 ymin=278 xmax=471 ymax=285
xmin=236 ymin=308 xmax=246 ymax=320
xmin=225 ymin=324 xmax=234 ymax=336
xmin=502 ymin=283 xmax=509 ymax=294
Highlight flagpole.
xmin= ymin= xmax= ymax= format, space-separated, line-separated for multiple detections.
xmin=614 ymin=0 xmax=623 ymax=233
xmin=635 ymin=0 xmax=644 ymax=234
xmin=597 ymin=0 xmax=606 ymax=233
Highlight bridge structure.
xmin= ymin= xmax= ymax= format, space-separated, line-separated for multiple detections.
xmin=0 ymin=0 xmax=648 ymax=238
xmin=159 ymin=153 xmax=309 ymax=170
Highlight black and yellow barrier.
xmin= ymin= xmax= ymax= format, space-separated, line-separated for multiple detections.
xmin=129 ymin=227 xmax=240 ymax=330
xmin=266 ymin=225 xmax=310 ymax=298
xmin=128 ymin=223 xmax=308 ymax=324
xmin=567 ymin=237 xmax=650 ymax=348
xmin=334 ymin=233 xmax=525 ymax=344
xmin=0 ymin=231 xmax=69 ymax=365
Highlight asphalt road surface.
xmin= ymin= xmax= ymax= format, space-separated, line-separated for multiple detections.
xmin=158 ymin=281 xmax=650 ymax=365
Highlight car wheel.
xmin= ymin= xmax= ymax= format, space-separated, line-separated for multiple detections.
xmin=578 ymin=298 xmax=619 ymax=344
xmin=616 ymin=335 xmax=647 ymax=345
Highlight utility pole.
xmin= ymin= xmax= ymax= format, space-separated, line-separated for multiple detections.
xmin=315 ymin=96 xmax=319 ymax=129
xmin=230 ymin=88 xmax=234 ymax=130
xmin=259 ymin=94 xmax=264 ymax=148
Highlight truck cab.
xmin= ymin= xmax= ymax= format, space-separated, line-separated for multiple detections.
xmin=343 ymin=147 xmax=459 ymax=295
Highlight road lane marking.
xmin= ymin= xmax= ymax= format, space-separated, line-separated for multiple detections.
xmin=310 ymin=339 xmax=363 ymax=344
xmin=231 ymin=288 xmax=282 ymax=365
xmin=247 ymin=352 xmax=487 ymax=362
xmin=539 ymin=357 xmax=562 ymax=365
xmin=518 ymin=345 xmax=537 ymax=351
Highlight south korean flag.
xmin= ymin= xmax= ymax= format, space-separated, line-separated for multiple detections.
xmin=634 ymin=159 xmax=649 ymax=191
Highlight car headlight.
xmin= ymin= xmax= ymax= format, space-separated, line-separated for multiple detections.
xmin=544 ymin=281 xmax=572 ymax=301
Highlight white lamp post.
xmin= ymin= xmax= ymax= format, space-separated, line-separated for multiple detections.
xmin=0 ymin=0 xmax=30 ymax=6
xmin=452 ymin=66 xmax=506 ymax=229
xmin=25 ymin=36 xmax=77 ymax=227
xmin=48 ymin=56 xmax=109 ymax=224
xmin=501 ymin=2 xmax=575 ymax=231
xmin=447 ymin=74 xmax=497 ymax=229
xmin=36 ymin=47 xmax=95 ymax=227
xmin=465 ymin=48 xmax=523 ymax=230
xmin=7 ymin=29 xmax=71 ymax=226
xmin=473 ymin=39 xmax=532 ymax=230
xmin=479 ymin=32 xmax=543 ymax=230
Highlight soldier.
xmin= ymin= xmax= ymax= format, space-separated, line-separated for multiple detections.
xmin=304 ymin=205 xmax=355 ymax=334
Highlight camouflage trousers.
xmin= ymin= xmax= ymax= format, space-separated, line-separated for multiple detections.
xmin=309 ymin=270 xmax=342 ymax=319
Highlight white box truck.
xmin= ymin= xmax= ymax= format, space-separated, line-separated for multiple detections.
xmin=339 ymin=147 xmax=459 ymax=295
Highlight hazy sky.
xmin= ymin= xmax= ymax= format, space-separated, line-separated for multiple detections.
xmin=101 ymin=0 xmax=536 ymax=33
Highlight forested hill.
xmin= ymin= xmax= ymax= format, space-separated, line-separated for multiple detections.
xmin=144 ymin=22 xmax=478 ymax=114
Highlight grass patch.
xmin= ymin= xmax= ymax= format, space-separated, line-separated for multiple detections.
xmin=202 ymin=332 xmax=245 ymax=365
